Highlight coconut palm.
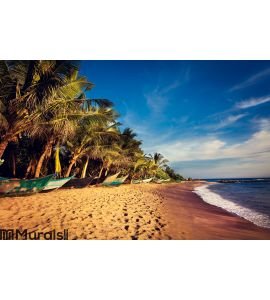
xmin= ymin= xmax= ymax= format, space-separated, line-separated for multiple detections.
xmin=0 ymin=61 xmax=184 ymax=182
xmin=64 ymin=120 xmax=120 ymax=177
xmin=31 ymin=69 xmax=111 ymax=177
xmin=149 ymin=153 xmax=169 ymax=168
xmin=0 ymin=60 xmax=81 ymax=159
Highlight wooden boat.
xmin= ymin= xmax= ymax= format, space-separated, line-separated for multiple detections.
xmin=43 ymin=176 xmax=74 ymax=191
xmin=102 ymin=172 xmax=121 ymax=184
xmin=132 ymin=178 xmax=153 ymax=184
xmin=131 ymin=179 xmax=142 ymax=184
xmin=114 ymin=175 xmax=128 ymax=183
xmin=0 ymin=175 xmax=53 ymax=197
xmin=154 ymin=178 xmax=171 ymax=184
xmin=62 ymin=177 xmax=94 ymax=188
xmin=142 ymin=178 xmax=153 ymax=183
xmin=102 ymin=174 xmax=128 ymax=187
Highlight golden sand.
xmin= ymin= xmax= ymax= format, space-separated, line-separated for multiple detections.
xmin=1 ymin=182 xmax=270 ymax=240
xmin=0 ymin=184 xmax=171 ymax=240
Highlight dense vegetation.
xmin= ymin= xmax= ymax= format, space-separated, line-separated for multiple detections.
xmin=0 ymin=61 xmax=184 ymax=181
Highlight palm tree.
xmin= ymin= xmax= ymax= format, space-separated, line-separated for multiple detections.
xmin=150 ymin=153 xmax=169 ymax=168
xmin=134 ymin=155 xmax=156 ymax=178
xmin=0 ymin=60 xmax=80 ymax=159
xmin=30 ymin=68 xmax=96 ymax=177
xmin=64 ymin=120 xmax=120 ymax=177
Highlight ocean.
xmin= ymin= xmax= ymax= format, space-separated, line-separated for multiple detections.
xmin=194 ymin=178 xmax=270 ymax=229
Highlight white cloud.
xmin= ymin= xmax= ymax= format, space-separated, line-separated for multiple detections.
xmin=145 ymin=90 xmax=169 ymax=115
xmin=229 ymin=68 xmax=270 ymax=92
xmin=208 ymin=113 xmax=247 ymax=130
xmin=144 ymin=70 xmax=191 ymax=116
xmin=253 ymin=118 xmax=270 ymax=130
xmin=235 ymin=95 xmax=270 ymax=109
xmin=178 ymin=156 xmax=270 ymax=179
xmin=149 ymin=128 xmax=270 ymax=163
xmin=145 ymin=80 xmax=182 ymax=115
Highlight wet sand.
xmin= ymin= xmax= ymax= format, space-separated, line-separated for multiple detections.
xmin=158 ymin=182 xmax=270 ymax=240
xmin=0 ymin=182 xmax=270 ymax=240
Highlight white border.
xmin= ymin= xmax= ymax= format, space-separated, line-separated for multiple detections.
xmin=1 ymin=0 xmax=270 ymax=299
xmin=1 ymin=241 xmax=270 ymax=300
xmin=1 ymin=0 xmax=270 ymax=59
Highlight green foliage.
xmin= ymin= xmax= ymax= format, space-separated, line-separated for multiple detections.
xmin=0 ymin=61 xmax=184 ymax=181
xmin=155 ymin=167 xmax=170 ymax=179
xmin=164 ymin=166 xmax=185 ymax=181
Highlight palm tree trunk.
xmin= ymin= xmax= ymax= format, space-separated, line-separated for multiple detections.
xmin=35 ymin=148 xmax=48 ymax=178
xmin=11 ymin=152 xmax=16 ymax=177
xmin=80 ymin=156 xmax=89 ymax=179
xmin=0 ymin=140 xmax=8 ymax=159
xmin=34 ymin=140 xmax=53 ymax=178
xmin=65 ymin=159 xmax=76 ymax=177
xmin=25 ymin=159 xmax=35 ymax=178
xmin=22 ymin=61 xmax=38 ymax=92
xmin=98 ymin=166 xmax=104 ymax=178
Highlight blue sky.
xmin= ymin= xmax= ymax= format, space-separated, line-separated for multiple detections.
xmin=80 ymin=61 xmax=270 ymax=179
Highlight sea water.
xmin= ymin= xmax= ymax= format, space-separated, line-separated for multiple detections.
xmin=194 ymin=178 xmax=270 ymax=228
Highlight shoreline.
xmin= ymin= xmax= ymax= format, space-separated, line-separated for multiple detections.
xmin=0 ymin=182 xmax=270 ymax=240
xmin=158 ymin=182 xmax=270 ymax=239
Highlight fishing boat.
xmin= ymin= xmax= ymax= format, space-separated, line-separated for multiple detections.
xmin=43 ymin=176 xmax=74 ymax=191
xmin=102 ymin=173 xmax=128 ymax=187
xmin=62 ymin=177 xmax=94 ymax=188
xmin=142 ymin=178 xmax=153 ymax=183
xmin=112 ymin=175 xmax=129 ymax=184
xmin=0 ymin=175 xmax=53 ymax=197
xmin=131 ymin=179 xmax=142 ymax=184
xmin=154 ymin=178 xmax=171 ymax=184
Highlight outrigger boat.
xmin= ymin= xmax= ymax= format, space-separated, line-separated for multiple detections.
xmin=131 ymin=179 xmax=142 ymax=184
xmin=142 ymin=178 xmax=153 ymax=183
xmin=102 ymin=173 xmax=128 ymax=187
xmin=0 ymin=175 xmax=53 ymax=197
xmin=62 ymin=177 xmax=94 ymax=188
xmin=43 ymin=176 xmax=74 ymax=191
xmin=154 ymin=178 xmax=171 ymax=184
xmin=131 ymin=178 xmax=153 ymax=184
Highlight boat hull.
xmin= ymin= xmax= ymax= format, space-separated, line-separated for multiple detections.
xmin=0 ymin=175 xmax=53 ymax=197
xmin=62 ymin=177 xmax=94 ymax=188
xmin=43 ymin=176 xmax=73 ymax=191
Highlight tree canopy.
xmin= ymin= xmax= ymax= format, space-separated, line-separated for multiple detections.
xmin=0 ymin=60 xmax=185 ymax=181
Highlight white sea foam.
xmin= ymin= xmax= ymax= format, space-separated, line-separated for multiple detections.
xmin=194 ymin=184 xmax=270 ymax=229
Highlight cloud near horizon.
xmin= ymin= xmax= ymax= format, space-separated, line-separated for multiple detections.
xmin=150 ymin=125 xmax=270 ymax=162
xmin=143 ymin=119 xmax=270 ymax=178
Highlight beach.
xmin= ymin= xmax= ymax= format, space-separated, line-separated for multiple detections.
xmin=1 ymin=182 xmax=270 ymax=240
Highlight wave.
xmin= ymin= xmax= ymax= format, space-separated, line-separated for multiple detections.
xmin=194 ymin=184 xmax=270 ymax=229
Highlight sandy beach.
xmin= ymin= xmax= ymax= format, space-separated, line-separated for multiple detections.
xmin=0 ymin=182 xmax=270 ymax=240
